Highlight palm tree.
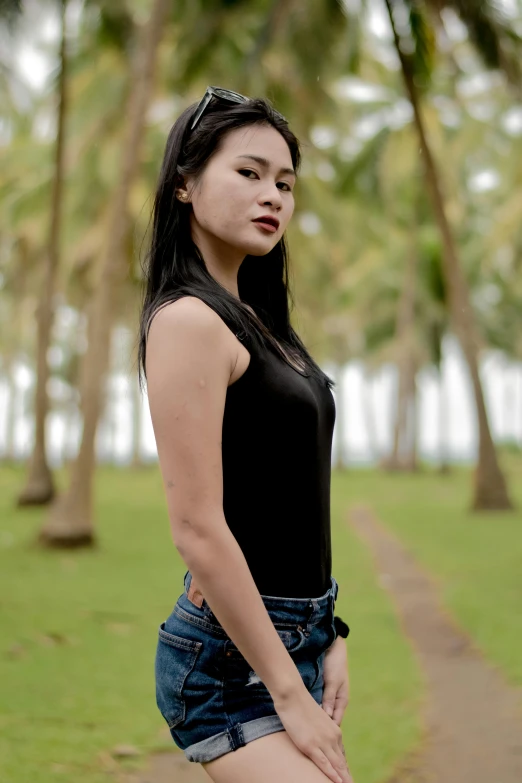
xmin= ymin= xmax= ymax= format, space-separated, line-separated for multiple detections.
xmin=382 ymin=0 xmax=516 ymax=510
xmin=39 ymin=0 xmax=170 ymax=546
xmin=0 ymin=235 xmax=34 ymax=463
xmin=36 ymin=0 xmax=358 ymax=544
xmin=384 ymin=231 xmax=420 ymax=471
xmin=17 ymin=0 xmax=69 ymax=506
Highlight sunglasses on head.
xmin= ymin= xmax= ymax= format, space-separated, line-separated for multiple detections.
xmin=190 ymin=85 xmax=287 ymax=130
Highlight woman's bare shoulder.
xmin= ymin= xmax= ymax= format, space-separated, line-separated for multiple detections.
xmin=148 ymin=295 xmax=224 ymax=337
xmin=146 ymin=295 xmax=237 ymax=384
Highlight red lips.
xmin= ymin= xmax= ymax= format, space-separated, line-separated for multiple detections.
xmin=253 ymin=215 xmax=280 ymax=230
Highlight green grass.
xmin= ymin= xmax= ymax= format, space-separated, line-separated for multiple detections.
xmin=333 ymin=456 xmax=522 ymax=691
xmin=330 ymin=474 xmax=423 ymax=783
xmin=0 ymin=464 xmax=422 ymax=783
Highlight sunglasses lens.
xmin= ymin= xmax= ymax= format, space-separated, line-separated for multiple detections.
xmin=212 ymin=87 xmax=247 ymax=103
xmin=191 ymin=86 xmax=286 ymax=130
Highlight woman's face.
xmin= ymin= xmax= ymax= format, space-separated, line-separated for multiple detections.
xmin=185 ymin=123 xmax=296 ymax=258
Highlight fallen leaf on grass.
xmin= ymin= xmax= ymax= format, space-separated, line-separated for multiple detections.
xmin=38 ymin=633 xmax=71 ymax=647
xmin=111 ymin=744 xmax=141 ymax=758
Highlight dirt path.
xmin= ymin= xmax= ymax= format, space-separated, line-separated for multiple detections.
xmin=348 ymin=505 xmax=522 ymax=783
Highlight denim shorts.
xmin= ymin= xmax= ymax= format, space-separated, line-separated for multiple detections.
xmin=155 ymin=571 xmax=339 ymax=763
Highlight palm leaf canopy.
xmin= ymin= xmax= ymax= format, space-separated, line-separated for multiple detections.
xmin=397 ymin=0 xmax=522 ymax=85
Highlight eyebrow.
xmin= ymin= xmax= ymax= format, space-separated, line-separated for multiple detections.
xmin=235 ymin=154 xmax=297 ymax=178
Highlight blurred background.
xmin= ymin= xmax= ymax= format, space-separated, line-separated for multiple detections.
xmin=1 ymin=1 xmax=521 ymax=782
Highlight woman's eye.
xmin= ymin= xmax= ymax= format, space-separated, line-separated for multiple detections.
xmin=238 ymin=169 xmax=293 ymax=192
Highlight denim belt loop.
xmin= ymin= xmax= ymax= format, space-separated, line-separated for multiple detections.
xmin=308 ymin=598 xmax=321 ymax=626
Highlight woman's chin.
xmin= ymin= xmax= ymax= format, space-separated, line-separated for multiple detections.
xmin=239 ymin=238 xmax=279 ymax=257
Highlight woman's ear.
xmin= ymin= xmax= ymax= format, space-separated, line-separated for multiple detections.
xmin=174 ymin=174 xmax=189 ymax=203
xmin=175 ymin=188 xmax=189 ymax=203
xmin=175 ymin=173 xmax=196 ymax=204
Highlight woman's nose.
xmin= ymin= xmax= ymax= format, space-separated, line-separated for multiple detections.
xmin=260 ymin=187 xmax=282 ymax=209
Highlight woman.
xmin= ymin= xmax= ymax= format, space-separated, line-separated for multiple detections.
xmin=138 ymin=86 xmax=352 ymax=783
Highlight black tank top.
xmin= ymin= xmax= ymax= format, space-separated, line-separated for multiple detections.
xmin=222 ymin=319 xmax=336 ymax=599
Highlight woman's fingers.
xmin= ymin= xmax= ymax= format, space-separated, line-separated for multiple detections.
xmin=332 ymin=697 xmax=348 ymax=726
xmin=338 ymin=739 xmax=353 ymax=781
xmin=327 ymin=747 xmax=352 ymax=783
xmin=311 ymin=748 xmax=351 ymax=783
xmin=275 ymin=683 xmax=351 ymax=783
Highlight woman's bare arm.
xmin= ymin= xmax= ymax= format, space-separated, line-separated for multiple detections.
xmin=146 ymin=296 xmax=304 ymax=702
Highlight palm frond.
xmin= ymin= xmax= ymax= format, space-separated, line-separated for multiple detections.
xmin=434 ymin=0 xmax=522 ymax=85
xmin=334 ymin=127 xmax=390 ymax=200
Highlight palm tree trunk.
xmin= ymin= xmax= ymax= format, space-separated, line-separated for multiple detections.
xmin=387 ymin=354 xmax=418 ymax=470
xmin=63 ymin=399 xmax=79 ymax=464
xmin=17 ymin=1 xmax=69 ymax=506
xmin=39 ymin=0 xmax=170 ymax=547
xmin=1 ymin=363 xmax=16 ymax=462
xmin=384 ymin=243 xmax=417 ymax=471
xmin=403 ymin=356 xmax=419 ymax=471
xmin=437 ymin=365 xmax=451 ymax=474
xmin=361 ymin=366 xmax=378 ymax=463
xmin=389 ymin=364 xmax=407 ymax=468
xmin=385 ymin=0 xmax=513 ymax=510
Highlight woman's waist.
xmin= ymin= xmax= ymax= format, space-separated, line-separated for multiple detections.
xmin=178 ymin=569 xmax=338 ymax=633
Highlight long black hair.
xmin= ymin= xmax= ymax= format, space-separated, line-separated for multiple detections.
xmin=137 ymin=93 xmax=334 ymax=391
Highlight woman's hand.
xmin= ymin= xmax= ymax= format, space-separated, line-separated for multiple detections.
xmin=273 ymin=686 xmax=353 ymax=783
xmin=322 ymin=636 xmax=350 ymax=726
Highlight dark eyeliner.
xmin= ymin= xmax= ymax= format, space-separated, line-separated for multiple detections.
xmin=238 ymin=168 xmax=292 ymax=191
